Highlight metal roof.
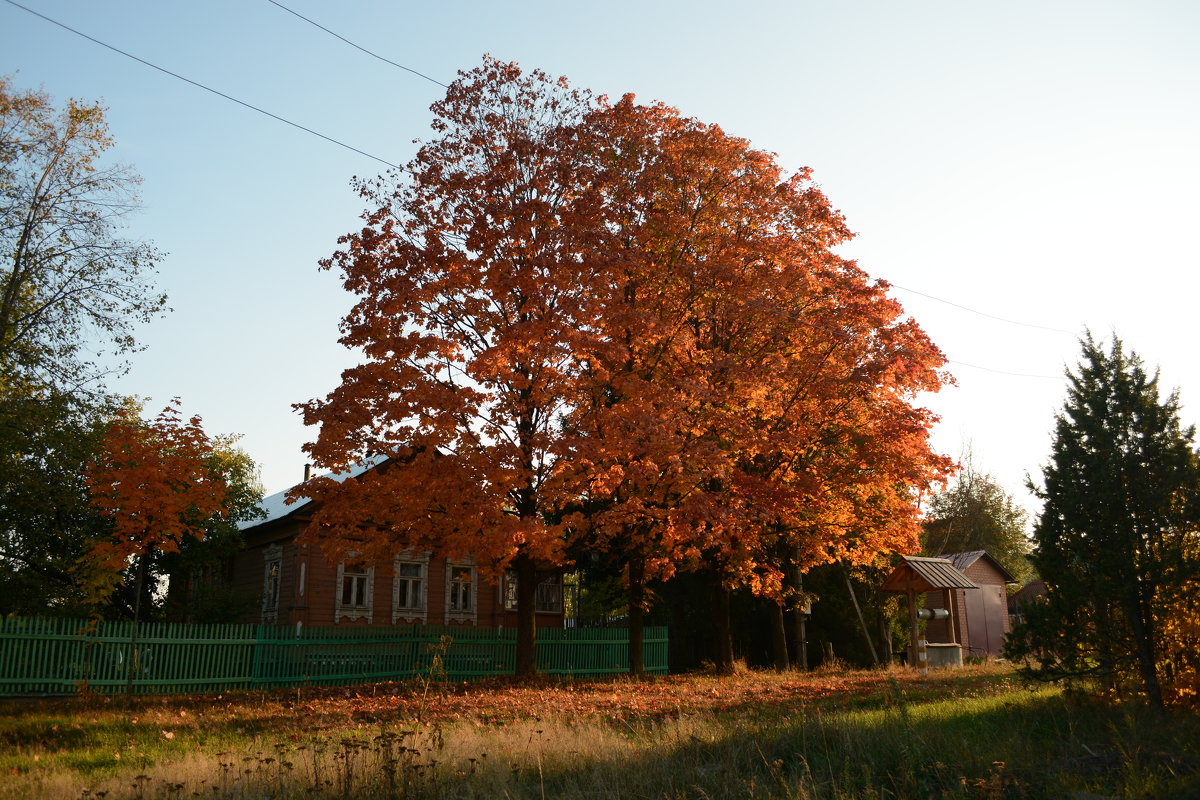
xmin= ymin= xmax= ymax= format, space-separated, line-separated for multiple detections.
xmin=880 ymin=555 xmax=980 ymax=593
xmin=239 ymin=455 xmax=388 ymax=531
xmin=938 ymin=550 xmax=1018 ymax=584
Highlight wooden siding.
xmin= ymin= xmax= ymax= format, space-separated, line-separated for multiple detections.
xmin=217 ymin=518 xmax=563 ymax=631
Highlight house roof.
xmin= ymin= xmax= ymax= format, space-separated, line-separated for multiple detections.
xmin=240 ymin=455 xmax=387 ymax=531
xmin=880 ymin=555 xmax=980 ymax=593
xmin=937 ymin=550 xmax=1018 ymax=584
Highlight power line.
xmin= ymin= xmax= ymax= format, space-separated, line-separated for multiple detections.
xmin=947 ymin=359 xmax=1065 ymax=380
xmin=265 ymin=0 xmax=450 ymax=90
xmin=2 ymin=0 xmax=401 ymax=170
xmin=888 ymin=281 xmax=1075 ymax=335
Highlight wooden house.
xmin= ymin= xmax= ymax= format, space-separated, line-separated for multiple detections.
xmin=183 ymin=462 xmax=566 ymax=631
xmin=921 ymin=550 xmax=1017 ymax=657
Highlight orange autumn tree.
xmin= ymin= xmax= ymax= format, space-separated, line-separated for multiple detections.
xmin=565 ymin=97 xmax=951 ymax=673
xmin=297 ymin=59 xmax=612 ymax=677
xmin=85 ymin=401 xmax=229 ymax=602
xmin=84 ymin=400 xmax=229 ymax=689
xmin=302 ymin=59 xmax=951 ymax=677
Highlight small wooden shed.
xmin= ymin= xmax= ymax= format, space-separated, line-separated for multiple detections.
xmin=922 ymin=551 xmax=1017 ymax=658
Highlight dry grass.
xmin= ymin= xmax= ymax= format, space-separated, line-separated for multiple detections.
xmin=1 ymin=663 xmax=1197 ymax=799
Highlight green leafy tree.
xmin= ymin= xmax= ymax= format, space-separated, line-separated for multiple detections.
xmin=0 ymin=386 xmax=111 ymax=615
xmin=922 ymin=453 xmax=1033 ymax=585
xmin=1008 ymin=335 xmax=1200 ymax=710
xmin=1 ymin=75 xmax=165 ymax=393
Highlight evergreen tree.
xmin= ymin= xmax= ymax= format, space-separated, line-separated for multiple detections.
xmin=1008 ymin=335 xmax=1200 ymax=710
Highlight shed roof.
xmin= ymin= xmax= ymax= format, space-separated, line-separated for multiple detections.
xmin=880 ymin=555 xmax=980 ymax=593
xmin=938 ymin=550 xmax=1018 ymax=584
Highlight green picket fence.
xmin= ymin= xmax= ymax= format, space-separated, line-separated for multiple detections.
xmin=0 ymin=617 xmax=667 ymax=696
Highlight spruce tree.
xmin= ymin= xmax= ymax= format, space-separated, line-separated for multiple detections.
xmin=1009 ymin=334 xmax=1200 ymax=710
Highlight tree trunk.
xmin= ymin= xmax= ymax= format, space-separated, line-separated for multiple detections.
xmin=1126 ymin=590 xmax=1164 ymax=711
xmin=711 ymin=577 xmax=734 ymax=675
xmin=513 ymin=551 xmax=538 ymax=678
xmin=793 ymin=563 xmax=808 ymax=671
xmin=877 ymin=612 xmax=893 ymax=667
xmin=627 ymin=555 xmax=645 ymax=676
xmin=770 ymin=601 xmax=789 ymax=670
xmin=125 ymin=552 xmax=148 ymax=697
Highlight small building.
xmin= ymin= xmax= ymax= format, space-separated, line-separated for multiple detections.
xmin=182 ymin=462 xmax=566 ymax=631
xmin=1008 ymin=579 xmax=1047 ymax=626
xmin=922 ymin=550 xmax=1017 ymax=657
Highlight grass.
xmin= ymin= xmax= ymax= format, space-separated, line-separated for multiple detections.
xmin=0 ymin=663 xmax=1197 ymax=799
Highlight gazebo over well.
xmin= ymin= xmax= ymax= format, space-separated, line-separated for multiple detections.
xmin=880 ymin=556 xmax=979 ymax=668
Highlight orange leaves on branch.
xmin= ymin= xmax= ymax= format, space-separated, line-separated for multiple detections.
xmin=84 ymin=400 xmax=229 ymax=575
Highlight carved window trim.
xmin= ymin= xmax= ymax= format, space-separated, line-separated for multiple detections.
xmin=334 ymin=560 xmax=374 ymax=624
xmin=502 ymin=571 xmax=564 ymax=614
xmin=392 ymin=550 xmax=430 ymax=624
xmin=445 ymin=559 xmax=477 ymax=624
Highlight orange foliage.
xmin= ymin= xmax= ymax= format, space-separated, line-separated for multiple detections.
xmin=297 ymin=58 xmax=951 ymax=671
xmin=564 ymin=97 xmax=952 ymax=596
xmin=1158 ymin=578 xmax=1200 ymax=708
xmin=84 ymin=401 xmax=229 ymax=577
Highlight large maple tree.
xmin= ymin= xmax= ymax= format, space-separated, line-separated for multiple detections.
xmin=302 ymin=59 xmax=951 ymax=676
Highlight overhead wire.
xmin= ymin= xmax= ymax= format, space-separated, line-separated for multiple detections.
xmin=264 ymin=0 xmax=449 ymax=90
xmin=944 ymin=360 xmax=1064 ymax=380
xmin=887 ymin=282 xmax=1075 ymax=335
xmin=1 ymin=0 xmax=401 ymax=170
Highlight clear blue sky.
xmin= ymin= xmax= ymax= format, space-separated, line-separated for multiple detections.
xmin=3 ymin=0 xmax=1198 ymax=515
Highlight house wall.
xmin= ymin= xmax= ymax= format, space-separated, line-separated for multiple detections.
xmin=222 ymin=519 xmax=562 ymax=630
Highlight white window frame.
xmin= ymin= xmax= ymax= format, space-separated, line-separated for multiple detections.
xmin=445 ymin=559 xmax=477 ymax=624
xmin=334 ymin=560 xmax=375 ymax=624
xmin=392 ymin=551 xmax=430 ymax=624
xmin=261 ymin=543 xmax=283 ymax=624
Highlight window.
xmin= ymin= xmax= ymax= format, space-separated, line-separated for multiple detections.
xmin=392 ymin=552 xmax=430 ymax=624
xmin=262 ymin=544 xmax=283 ymax=624
xmin=342 ymin=566 xmax=369 ymax=607
xmin=445 ymin=561 xmax=476 ymax=623
xmin=502 ymin=572 xmax=564 ymax=614
xmin=334 ymin=561 xmax=374 ymax=623
xmin=449 ymin=566 xmax=473 ymax=611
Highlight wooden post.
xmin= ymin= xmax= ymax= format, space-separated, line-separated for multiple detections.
xmin=906 ymin=584 xmax=919 ymax=668
xmin=944 ymin=588 xmax=957 ymax=644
